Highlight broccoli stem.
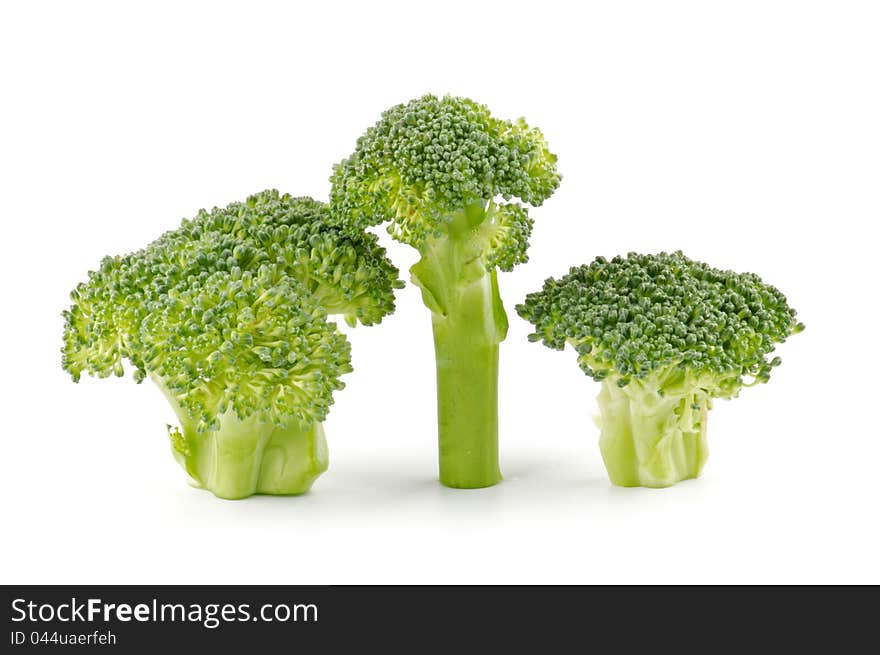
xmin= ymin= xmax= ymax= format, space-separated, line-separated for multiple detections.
xmin=431 ymin=282 xmax=502 ymax=488
xmin=596 ymin=379 xmax=709 ymax=488
xmin=184 ymin=415 xmax=328 ymax=500
xmin=412 ymin=205 xmax=506 ymax=488
xmin=154 ymin=376 xmax=328 ymax=499
xmin=258 ymin=421 xmax=329 ymax=496
xmin=179 ymin=416 xmax=328 ymax=500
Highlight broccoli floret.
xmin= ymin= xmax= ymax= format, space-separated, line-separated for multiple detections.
xmin=331 ymin=95 xmax=561 ymax=488
xmin=516 ymin=251 xmax=804 ymax=488
xmin=62 ymin=191 xmax=401 ymax=499
xmin=146 ymin=190 xmax=403 ymax=327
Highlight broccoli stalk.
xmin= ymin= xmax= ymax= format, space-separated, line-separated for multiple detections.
xmin=167 ymin=416 xmax=328 ymax=500
xmin=331 ymin=95 xmax=560 ymax=488
xmin=157 ymin=374 xmax=328 ymax=499
xmin=62 ymin=191 xmax=401 ymax=499
xmin=596 ymin=374 xmax=709 ymax=487
xmin=413 ymin=205 xmax=509 ymax=486
xmin=517 ymin=252 xmax=803 ymax=488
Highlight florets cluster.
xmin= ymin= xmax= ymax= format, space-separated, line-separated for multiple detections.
xmin=330 ymin=94 xmax=560 ymax=257
xmin=150 ymin=190 xmax=402 ymax=325
xmin=62 ymin=191 xmax=401 ymax=430
xmin=516 ymin=251 xmax=803 ymax=396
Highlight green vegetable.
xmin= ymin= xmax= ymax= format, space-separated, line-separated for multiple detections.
xmin=516 ymin=252 xmax=803 ymax=488
xmin=330 ymin=94 xmax=561 ymax=488
xmin=62 ymin=190 xmax=402 ymax=499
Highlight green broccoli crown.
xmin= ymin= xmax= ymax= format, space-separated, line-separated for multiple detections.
xmin=516 ymin=251 xmax=804 ymax=396
xmin=330 ymin=94 xmax=560 ymax=264
xmin=152 ymin=190 xmax=403 ymax=326
xmin=61 ymin=190 xmax=404 ymax=430
xmin=63 ymin=257 xmax=350 ymax=431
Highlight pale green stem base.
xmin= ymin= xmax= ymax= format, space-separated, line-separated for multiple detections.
xmin=153 ymin=375 xmax=328 ymax=499
xmin=172 ymin=414 xmax=328 ymax=500
xmin=431 ymin=281 xmax=502 ymax=488
xmin=597 ymin=380 xmax=709 ymax=488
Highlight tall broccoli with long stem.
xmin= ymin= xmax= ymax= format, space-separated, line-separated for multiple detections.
xmin=330 ymin=95 xmax=561 ymax=488
xmin=517 ymin=252 xmax=804 ymax=488
xmin=62 ymin=190 xmax=401 ymax=499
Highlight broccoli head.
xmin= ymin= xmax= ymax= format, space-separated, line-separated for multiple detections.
xmin=517 ymin=251 xmax=804 ymax=488
xmin=62 ymin=191 xmax=401 ymax=499
xmin=330 ymin=95 xmax=560 ymax=488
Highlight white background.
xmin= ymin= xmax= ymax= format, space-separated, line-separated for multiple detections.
xmin=1 ymin=1 xmax=878 ymax=584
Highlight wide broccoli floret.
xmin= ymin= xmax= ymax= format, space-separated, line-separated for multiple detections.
xmin=62 ymin=191 xmax=401 ymax=499
xmin=330 ymin=95 xmax=560 ymax=488
xmin=147 ymin=190 xmax=403 ymax=326
xmin=516 ymin=251 xmax=804 ymax=488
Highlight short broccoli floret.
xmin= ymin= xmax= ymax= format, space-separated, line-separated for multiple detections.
xmin=62 ymin=191 xmax=401 ymax=499
xmin=331 ymin=95 xmax=560 ymax=488
xmin=516 ymin=251 xmax=804 ymax=488
xmin=147 ymin=190 xmax=403 ymax=326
